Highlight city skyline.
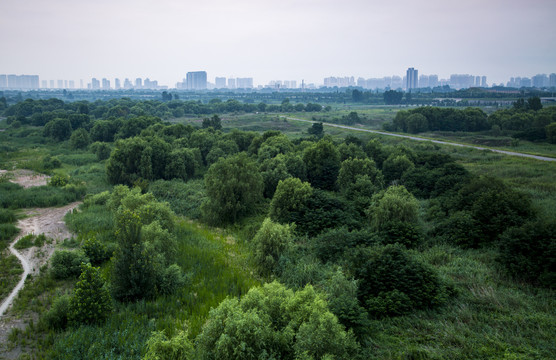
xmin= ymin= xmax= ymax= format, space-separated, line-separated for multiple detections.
xmin=2 ymin=69 xmax=556 ymax=91
xmin=1 ymin=0 xmax=555 ymax=87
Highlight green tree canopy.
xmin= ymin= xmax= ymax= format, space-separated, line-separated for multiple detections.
xmin=196 ymin=281 xmax=359 ymax=360
xmin=202 ymin=153 xmax=263 ymax=224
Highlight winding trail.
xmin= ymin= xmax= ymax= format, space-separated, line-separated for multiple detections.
xmin=0 ymin=202 xmax=81 ymax=318
xmin=283 ymin=116 xmax=556 ymax=162
xmin=0 ymin=243 xmax=31 ymax=317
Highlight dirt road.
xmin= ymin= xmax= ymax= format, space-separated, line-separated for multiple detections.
xmin=283 ymin=116 xmax=556 ymax=162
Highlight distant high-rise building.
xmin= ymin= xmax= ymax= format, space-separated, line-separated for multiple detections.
xmin=91 ymin=78 xmax=100 ymax=90
xmin=114 ymin=78 xmax=121 ymax=90
xmin=3 ymin=75 xmax=39 ymax=89
xmin=532 ymin=74 xmax=548 ymax=88
xmin=429 ymin=75 xmax=439 ymax=88
xmin=419 ymin=75 xmax=429 ymax=88
xmin=215 ymin=77 xmax=226 ymax=88
xmin=57 ymin=80 xmax=64 ymax=88
xmin=50 ymin=80 xmax=55 ymax=88
xmin=102 ymin=78 xmax=110 ymax=89
xmin=0 ymin=75 xmax=7 ymax=89
xmin=227 ymin=78 xmax=236 ymax=89
xmin=481 ymin=76 xmax=487 ymax=87
xmin=186 ymin=71 xmax=207 ymax=90
xmin=69 ymin=80 xmax=75 ymax=89
xmin=135 ymin=78 xmax=142 ymax=89
xmin=475 ymin=76 xmax=481 ymax=87
xmin=41 ymin=80 xmax=47 ymax=88
xmin=236 ymin=77 xmax=253 ymax=89
xmin=550 ymin=73 xmax=556 ymax=87
xmin=520 ymin=77 xmax=532 ymax=87
xmin=449 ymin=74 xmax=474 ymax=89
xmin=124 ymin=78 xmax=132 ymax=89
xmin=406 ymin=68 xmax=418 ymax=90
xmin=80 ymin=79 xmax=84 ymax=89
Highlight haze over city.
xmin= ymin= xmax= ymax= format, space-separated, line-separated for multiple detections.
xmin=1 ymin=0 xmax=555 ymax=87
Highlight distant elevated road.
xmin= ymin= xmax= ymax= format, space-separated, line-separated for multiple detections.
xmin=282 ymin=116 xmax=556 ymax=162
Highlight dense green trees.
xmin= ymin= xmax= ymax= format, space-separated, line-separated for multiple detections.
xmin=69 ymin=263 xmax=112 ymax=326
xmin=202 ymin=153 xmax=263 ymax=224
xmin=350 ymin=245 xmax=448 ymax=317
xmin=303 ymin=139 xmax=340 ymax=190
xmin=196 ymin=281 xmax=359 ymax=360
xmin=252 ymin=218 xmax=294 ymax=276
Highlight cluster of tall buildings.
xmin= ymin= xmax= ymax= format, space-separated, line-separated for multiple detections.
xmin=507 ymin=74 xmax=556 ymax=88
xmin=213 ymin=76 xmax=253 ymax=89
xmin=0 ymin=74 xmax=40 ymax=90
xmin=324 ymin=76 xmax=356 ymax=88
xmin=87 ymin=77 xmax=165 ymax=90
xmin=346 ymin=68 xmax=488 ymax=91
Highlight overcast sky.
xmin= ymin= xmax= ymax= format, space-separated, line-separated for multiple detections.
xmin=1 ymin=0 xmax=555 ymax=87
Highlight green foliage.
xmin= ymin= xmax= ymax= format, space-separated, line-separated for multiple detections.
xmin=69 ymin=263 xmax=112 ymax=326
xmin=143 ymin=329 xmax=194 ymax=360
xmin=350 ymin=245 xmax=448 ymax=317
xmin=202 ymin=153 xmax=263 ymax=224
xmin=70 ymin=128 xmax=91 ymax=149
xmin=44 ymin=118 xmax=72 ymax=141
xmin=448 ymin=176 xmax=534 ymax=246
xmin=111 ymin=208 xmax=157 ymax=302
xmin=82 ymin=236 xmax=110 ymax=265
xmin=196 ymin=281 xmax=359 ymax=360
xmin=546 ymin=122 xmax=556 ymax=144
xmin=202 ymin=114 xmax=222 ymax=130
xmin=0 ymin=208 xmax=17 ymax=223
xmin=14 ymin=233 xmax=35 ymax=250
xmin=149 ymin=179 xmax=207 ymax=219
xmin=89 ymin=141 xmax=112 ymax=160
xmin=42 ymin=155 xmax=62 ymax=170
xmin=269 ymin=177 xmax=313 ymax=224
xmin=368 ymin=185 xmax=420 ymax=231
xmin=498 ymin=219 xmax=556 ymax=288
xmin=48 ymin=174 xmax=70 ymax=187
xmin=303 ymin=139 xmax=340 ymax=190
xmin=307 ymin=122 xmax=324 ymax=138
xmin=43 ymin=294 xmax=71 ymax=331
xmin=0 ymin=181 xmax=84 ymax=209
xmin=252 ymin=218 xmax=293 ymax=276
xmin=50 ymin=250 xmax=89 ymax=279
xmin=313 ymin=227 xmax=377 ymax=264
xmin=319 ymin=268 xmax=370 ymax=342
xmin=289 ymin=189 xmax=359 ymax=237
xmin=382 ymin=154 xmax=414 ymax=184
xmin=259 ymin=154 xmax=292 ymax=198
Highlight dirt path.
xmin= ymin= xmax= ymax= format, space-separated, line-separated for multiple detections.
xmin=0 ymin=168 xmax=81 ymax=357
xmin=283 ymin=116 xmax=556 ymax=162
xmin=0 ymin=201 xmax=81 ymax=316
xmin=0 ymin=202 xmax=80 ymax=358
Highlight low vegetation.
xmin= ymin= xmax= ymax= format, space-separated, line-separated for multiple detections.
xmin=0 ymin=97 xmax=554 ymax=359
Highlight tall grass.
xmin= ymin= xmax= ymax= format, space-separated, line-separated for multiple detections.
xmin=0 ymin=182 xmax=84 ymax=209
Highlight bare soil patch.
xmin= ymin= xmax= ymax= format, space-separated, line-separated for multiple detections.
xmin=0 ymin=169 xmax=50 ymax=188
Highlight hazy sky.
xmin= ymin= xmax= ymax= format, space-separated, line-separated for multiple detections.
xmin=1 ymin=0 xmax=555 ymax=87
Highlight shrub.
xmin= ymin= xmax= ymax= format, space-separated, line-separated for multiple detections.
xmin=69 ymin=263 xmax=112 ymax=326
xmin=196 ymin=281 xmax=359 ymax=360
xmin=158 ymin=264 xmax=185 ymax=295
xmin=143 ymin=329 xmax=194 ymax=360
xmin=48 ymin=174 xmax=70 ymax=187
xmin=14 ymin=234 xmax=35 ymax=250
xmin=50 ymin=250 xmax=89 ymax=279
xmin=350 ymin=244 xmax=448 ymax=317
xmin=82 ymin=237 xmax=109 ymax=265
xmin=0 ymin=208 xmax=16 ymax=223
xmin=252 ymin=218 xmax=293 ymax=276
xmin=0 ymin=223 xmax=19 ymax=244
xmin=313 ymin=227 xmax=377 ymax=264
xmin=42 ymin=155 xmax=62 ymax=170
xmin=367 ymin=185 xmax=420 ymax=231
xmin=498 ymin=220 xmax=556 ymax=288
xmin=43 ymin=294 xmax=71 ymax=331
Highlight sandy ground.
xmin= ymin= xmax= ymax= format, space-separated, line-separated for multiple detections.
xmin=0 ymin=169 xmax=50 ymax=188
xmin=0 ymin=169 xmax=80 ymax=358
